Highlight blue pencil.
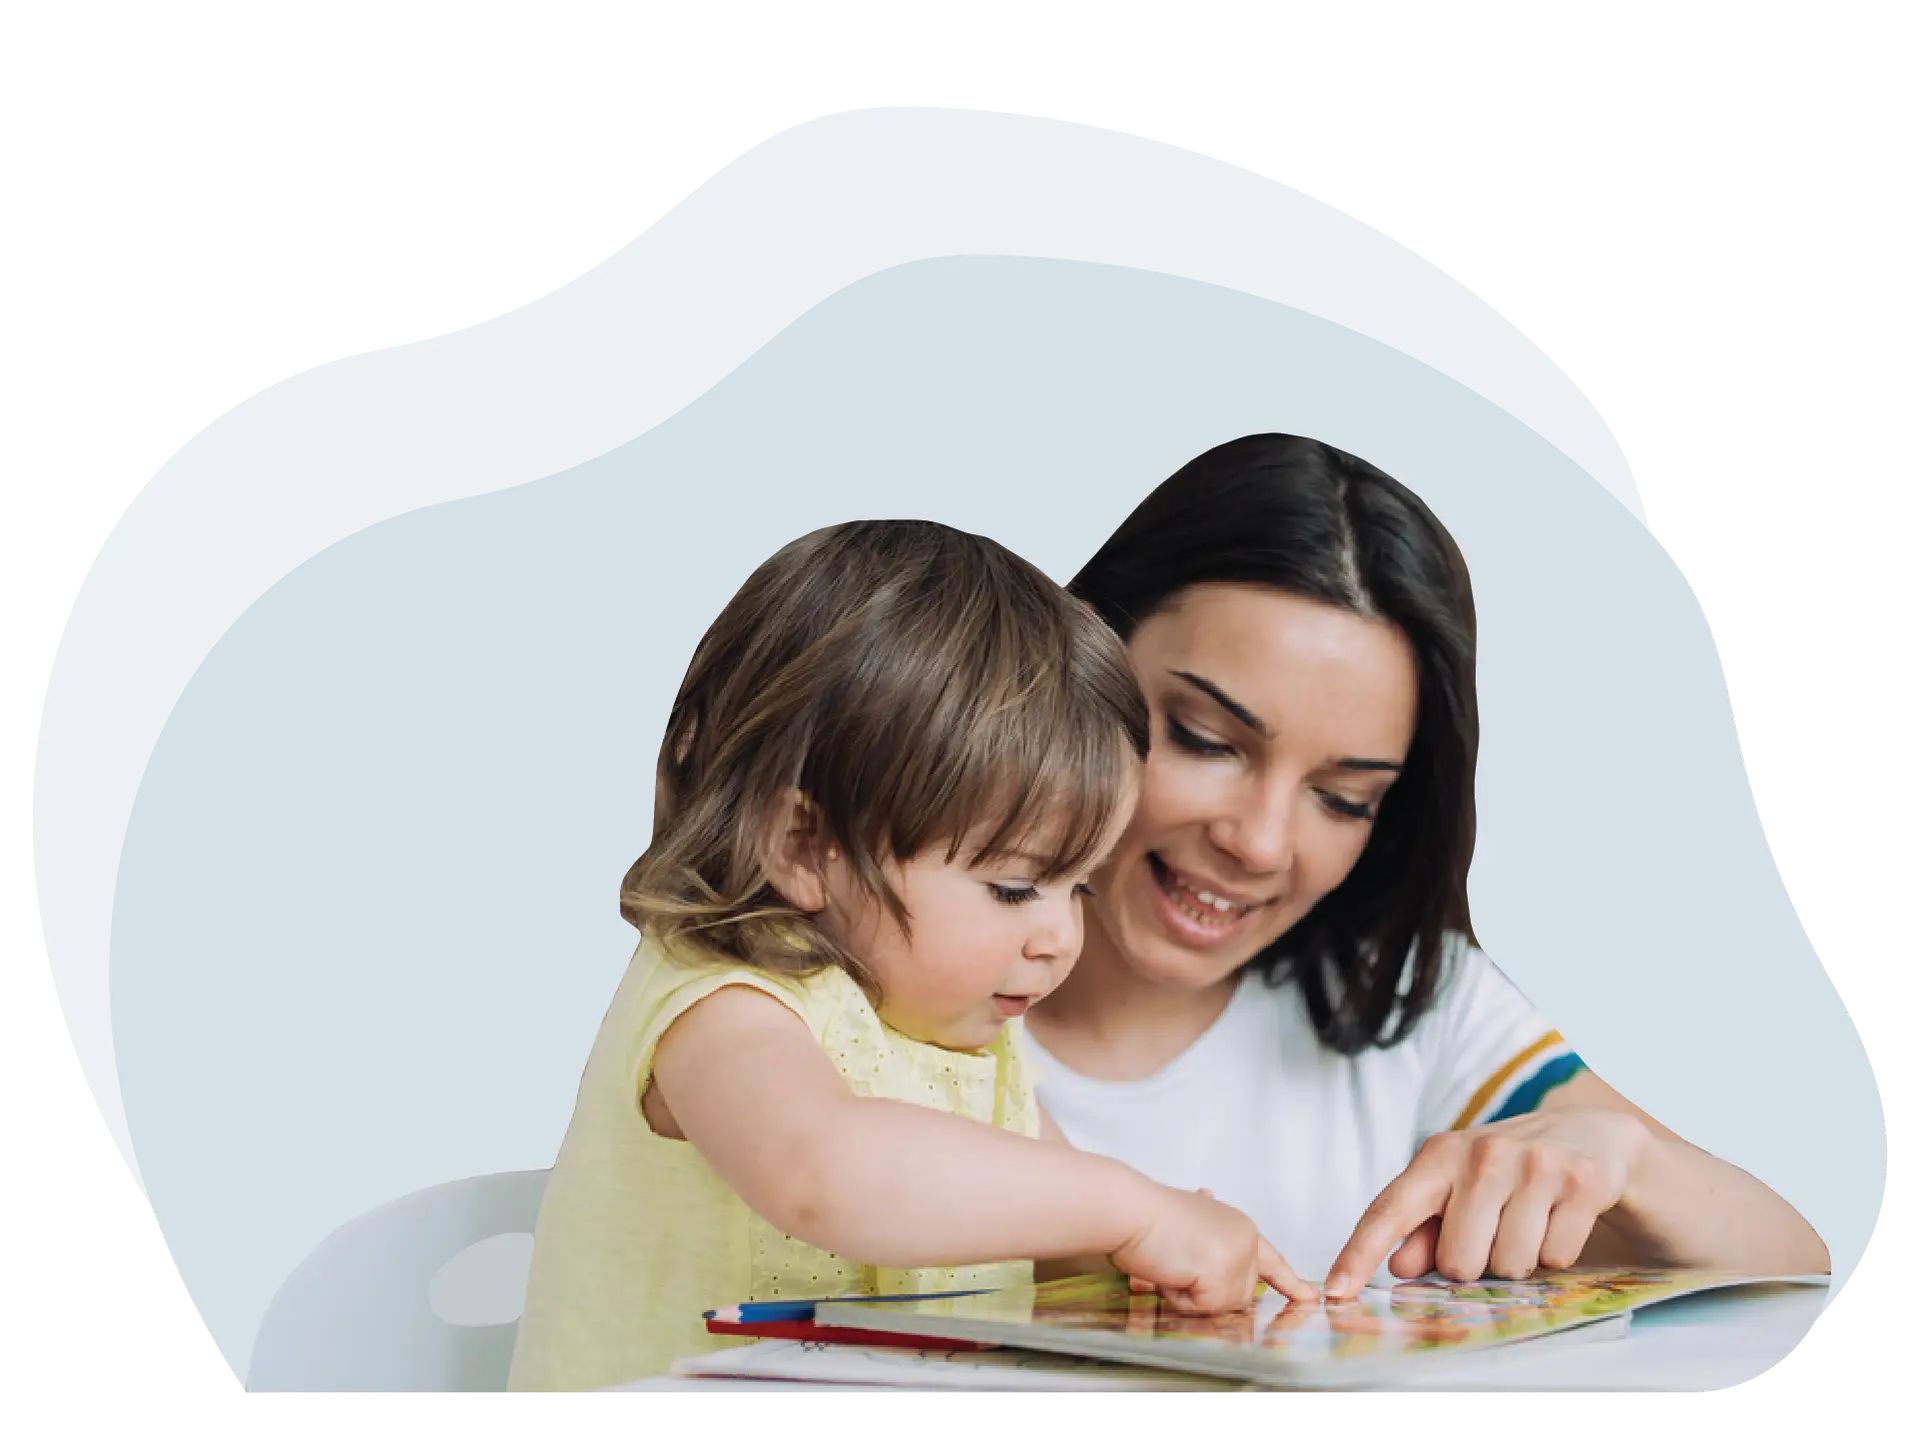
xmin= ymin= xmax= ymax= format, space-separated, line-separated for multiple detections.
xmin=705 ymin=1298 xmax=820 ymax=1324
xmin=705 ymin=1288 xmax=995 ymax=1325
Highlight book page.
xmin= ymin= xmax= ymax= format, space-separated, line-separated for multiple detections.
xmin=816 ymin=1268 xmax=1828 ymax=1386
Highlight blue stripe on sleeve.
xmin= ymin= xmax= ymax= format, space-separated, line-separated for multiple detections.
xmin=1486 ymin=1052 xmax=1588 ymax=1123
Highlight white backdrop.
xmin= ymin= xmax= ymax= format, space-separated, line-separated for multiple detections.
xmin=91 ymin=237 xmax=1880 ymax=1373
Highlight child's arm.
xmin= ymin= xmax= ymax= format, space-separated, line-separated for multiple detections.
xmin=655 ymin=986 xmax=1147 ymax=1263
xmin=652 ymin=985 xmax=1317 ymax=1310
xmin=1032 ymin=1105 xmax=1125 ymax=1282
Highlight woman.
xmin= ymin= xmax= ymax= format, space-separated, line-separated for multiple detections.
xmin=1025 ymin=434 xmax=1828 ymax=1297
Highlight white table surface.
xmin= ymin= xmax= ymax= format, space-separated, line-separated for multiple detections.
xmin=620 ymin=1282 xmax=1828 ymax=1393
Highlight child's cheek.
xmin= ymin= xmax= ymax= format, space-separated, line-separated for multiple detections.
xmin=924 ymin=946 xmax=1005 ymax=1013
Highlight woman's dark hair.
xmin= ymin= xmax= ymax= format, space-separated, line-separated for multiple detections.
xmin=1070 ymin=434 xmax=1478 ymax=1054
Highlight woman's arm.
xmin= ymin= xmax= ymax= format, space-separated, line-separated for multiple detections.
xmin=1540 ymin=1071 xmax=1830 ymax=1272
xmin=1321 ymin=1069 xmax=1828 ymax=1297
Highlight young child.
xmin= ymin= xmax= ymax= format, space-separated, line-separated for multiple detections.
xmin=507 ymin=520 xmax=1312 ymax=1391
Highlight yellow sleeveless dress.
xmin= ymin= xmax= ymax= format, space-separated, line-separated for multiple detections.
xmin=506 ymin=936 xmax=1039 ymax=1390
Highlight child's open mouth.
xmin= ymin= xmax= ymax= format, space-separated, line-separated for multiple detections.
xmin=990 ymin=994 xmax=1033 ymax=1017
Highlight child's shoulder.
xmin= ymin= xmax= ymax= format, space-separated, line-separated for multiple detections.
xmin=633 ymin=932 xmax=869 ymax=1037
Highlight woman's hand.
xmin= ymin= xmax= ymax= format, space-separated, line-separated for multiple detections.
xmin=1320 ymin=1106 xmax=1654 ymax=1298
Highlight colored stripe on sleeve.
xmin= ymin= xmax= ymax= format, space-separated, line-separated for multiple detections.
xmin=1450 ymin=1030 xmax=1563 ymax=1130
xmin=1486 ymin=1052 xmax=1588 ymax=1124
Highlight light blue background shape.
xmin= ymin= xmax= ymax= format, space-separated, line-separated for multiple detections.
xmin=111 ymin=257 xmax=1882 ymax=1378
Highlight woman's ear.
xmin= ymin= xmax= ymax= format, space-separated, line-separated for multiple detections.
xmin=761 ymin=789 xmax=837 ymax=913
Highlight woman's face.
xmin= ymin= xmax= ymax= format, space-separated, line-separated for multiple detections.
xmin=1086 ymin=582 xmax=1420 ymax=991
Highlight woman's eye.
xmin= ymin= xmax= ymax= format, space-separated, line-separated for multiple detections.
xmin=988 ymin=883 xmax=1042 ymax=906
xmin=1317 ymin=790 xmax=1376 ymax=822
xmin=1166 ymin=716 xmax=1234 ymax=758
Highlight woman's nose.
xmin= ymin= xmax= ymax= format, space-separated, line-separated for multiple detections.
xmin=1217 ymin=781 xmax=1295 ymax=875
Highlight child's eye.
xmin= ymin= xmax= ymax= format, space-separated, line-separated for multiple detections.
xmin=1073 ymin=882 xmax=1096 ymax=899
xmin=1167 ymin=716 xmax=1234 ymax=758
xmin=988 ymin=883 xmax=1041 ymax=906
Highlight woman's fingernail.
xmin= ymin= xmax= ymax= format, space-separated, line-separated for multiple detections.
xmin=1322 ymin=1277 xmax=1350 ymax=1299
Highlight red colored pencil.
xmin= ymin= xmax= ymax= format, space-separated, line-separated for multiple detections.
xmin=705 ymin=1316 xmax=988 ymax=1351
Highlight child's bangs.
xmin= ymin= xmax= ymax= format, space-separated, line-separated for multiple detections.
xmin=929 ymin=713 xmax=1137 ymax=881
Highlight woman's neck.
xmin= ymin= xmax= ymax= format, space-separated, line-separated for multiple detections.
xmin=1026 ymin=922 xmax=1241 ymax=1082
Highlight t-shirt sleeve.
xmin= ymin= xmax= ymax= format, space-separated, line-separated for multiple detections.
xmin=1411 ymin=942 xmax=1588 ymax=1140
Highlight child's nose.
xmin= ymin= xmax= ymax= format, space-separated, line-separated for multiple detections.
xmin=1024 ymin=902 xmax=1084 ymax=963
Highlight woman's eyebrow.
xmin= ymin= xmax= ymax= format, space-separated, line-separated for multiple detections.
xmin=1171 ymin=669 xmax=1405 ymax=771
xmin=1170 ymin=670 xmax=1272 ymax=738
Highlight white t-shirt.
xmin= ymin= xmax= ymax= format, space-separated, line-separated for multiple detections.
xmin=1021 ymin=945 xmax=1583 ymax=1287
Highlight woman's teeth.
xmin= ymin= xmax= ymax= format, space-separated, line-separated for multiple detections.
xmin=1156 ymin=861 xmax=1251 ymax=926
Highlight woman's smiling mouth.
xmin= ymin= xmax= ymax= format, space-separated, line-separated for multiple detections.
xmin=1146 ymin=852 xmax=1273 ymax=946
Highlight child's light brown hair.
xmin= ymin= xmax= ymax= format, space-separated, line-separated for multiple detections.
xmin=620 ymin=519 xmax=1149 ymax=993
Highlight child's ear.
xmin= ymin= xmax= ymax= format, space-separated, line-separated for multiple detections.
xmin=762 ymin=789 xmax=837 ymax=913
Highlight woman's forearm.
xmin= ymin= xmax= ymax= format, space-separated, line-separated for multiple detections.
xmin=1601 ymin=1131 xmax=1829 ymax=1274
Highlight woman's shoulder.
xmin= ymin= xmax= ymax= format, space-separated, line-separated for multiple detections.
xmin=1382 ymin=937 xmax=1497 ymax=1014
xmin=1336 ymin=932 xmax=1481 ymax=1038
xmin=1415 ymin=937 xmax=1529 ymax=1031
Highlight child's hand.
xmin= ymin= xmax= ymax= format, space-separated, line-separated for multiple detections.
xmin=1110 ymin=1186 xmax=1319 ymax=1313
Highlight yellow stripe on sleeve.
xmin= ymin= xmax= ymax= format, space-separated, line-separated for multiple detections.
xmin=1451 ymin=1029 xmax=1563 ymax=1130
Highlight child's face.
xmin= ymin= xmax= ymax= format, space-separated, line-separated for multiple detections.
xmin=825 ymin=781 xmax=1138 ymax=1052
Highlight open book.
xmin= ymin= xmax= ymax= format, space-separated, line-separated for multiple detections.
xmin=669 ymin=1317 xmax=1638 ymax=1390
xmin=809 ymin=1268 xmax=1828 ymax=1389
